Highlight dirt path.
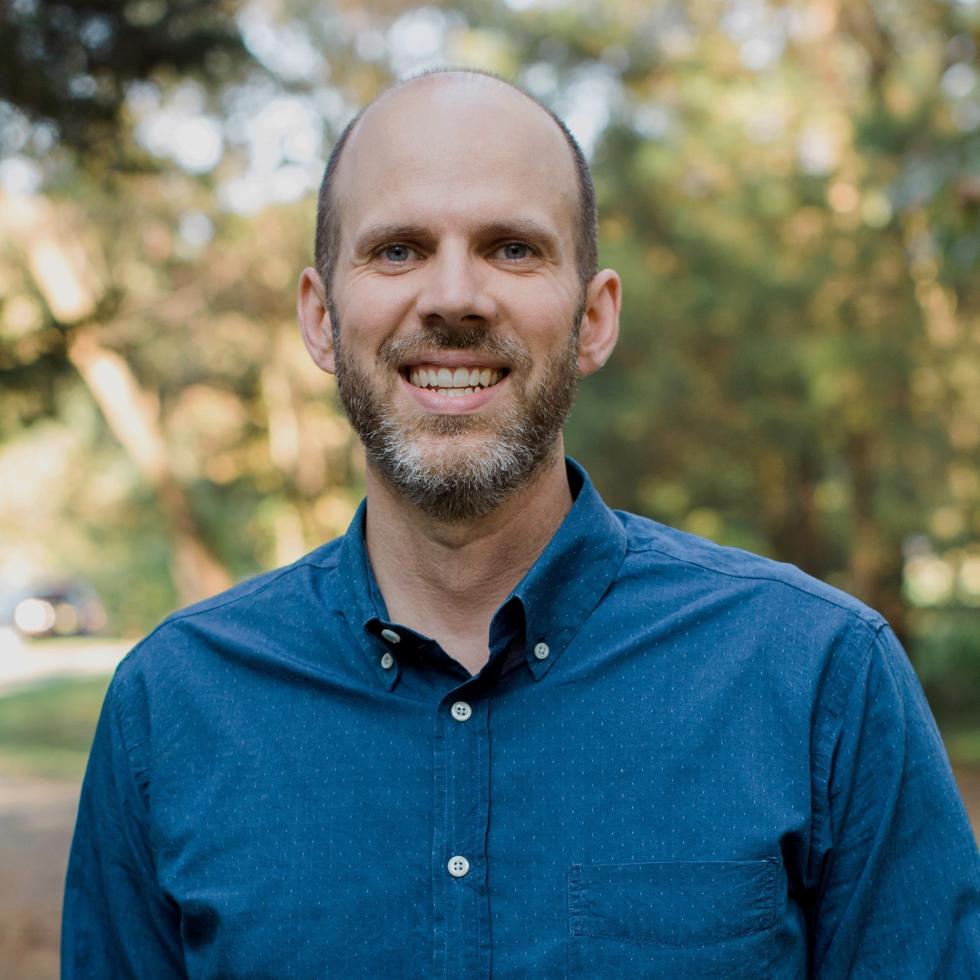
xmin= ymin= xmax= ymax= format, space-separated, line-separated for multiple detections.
xmin=2 ymin=769 xmax=978 ymax=979
xmin=0 ymin=776 xmax=79 ymax=979
xmin=956 ymin=765 xmax=980 ymax=835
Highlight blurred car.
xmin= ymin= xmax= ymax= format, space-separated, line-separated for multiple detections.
xmin=0 ymin=579 xmax=107 ymax=638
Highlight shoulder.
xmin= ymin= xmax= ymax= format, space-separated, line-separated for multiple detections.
xmin=114 ymin=536 xmax=346 ymax=683
xmin=609 ymin=510 xmax=900 ymax=722
xmin=170 ymin=537 xmax=344 ymax=623
xmin=614 ymin=509 xmax=885 ymax=633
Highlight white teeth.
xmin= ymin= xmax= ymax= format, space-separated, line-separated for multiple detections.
xmin=407 ymin=366 xmax=503 ymax=392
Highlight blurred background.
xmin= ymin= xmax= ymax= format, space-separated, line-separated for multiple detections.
xmin=1 ymin=0 xmax=978 ymax=974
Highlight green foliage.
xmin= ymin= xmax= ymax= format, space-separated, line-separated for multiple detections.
xmin=910 ymin=610 xmax=980 ymax=720
xmin=0 ymin=0 xmax=250 ymax=157
xmin=0 ymin=675 xmax=110 ymax=779
xmin=0 ymin=0 xmax=978 ymax=681
xmin=943 ymin=728 xmax=980 ymax=769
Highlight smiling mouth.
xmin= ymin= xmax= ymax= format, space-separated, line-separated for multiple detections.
xmin=405 ymin=365 xmax=509 ymax=398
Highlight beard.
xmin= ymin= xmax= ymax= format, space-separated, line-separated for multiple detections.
xmin=331 ymin=310 xmax=581 ymax=522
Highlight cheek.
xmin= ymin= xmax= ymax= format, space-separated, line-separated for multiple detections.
xmin=497 ymin=270 xmax=580 ymax=322
xmin=500 ymin=291 xmax=578 ymax=352
xmin=338 ymin=280 xmax=417 ymax=346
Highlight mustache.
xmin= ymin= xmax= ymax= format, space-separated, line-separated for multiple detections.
xmin=378 ymin=326 xmax=531 ymax=371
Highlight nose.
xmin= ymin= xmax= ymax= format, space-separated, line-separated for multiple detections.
xmin=414 ymin=244 xmax=496 ymax=327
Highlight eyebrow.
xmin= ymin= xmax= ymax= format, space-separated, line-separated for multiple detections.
xmin=352 ymin=218 xmax=562 ymax=256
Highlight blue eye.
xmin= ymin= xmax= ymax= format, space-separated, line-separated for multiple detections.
xmin=381 ymin=244 xmax=413 ymax=262
xmin=499 ymin=242 xmax=531 ymax=260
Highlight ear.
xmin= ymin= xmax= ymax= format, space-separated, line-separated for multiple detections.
xmin=297 ymin=267 xmax=336 ymax=375
xmin=577 ymin=268 xmax=621 ymax=378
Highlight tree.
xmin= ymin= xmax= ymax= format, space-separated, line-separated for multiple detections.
xmin=0 ymin=0 xmax=247 ymax=156
xmin=0 ymin=0 xmax=255 ymax=615
xmin=2 ymin=0 xmax=978 ymax=645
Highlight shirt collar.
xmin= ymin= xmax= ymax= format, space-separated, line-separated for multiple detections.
xmin=337 ymin=457 xmax=628 ymax=688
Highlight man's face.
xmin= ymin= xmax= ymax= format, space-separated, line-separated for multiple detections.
xmin=322 ymin=78 xmax=587 ymax=520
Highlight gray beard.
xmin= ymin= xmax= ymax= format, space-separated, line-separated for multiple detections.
xmin=332 ymin=315 xmax=580 ymax=522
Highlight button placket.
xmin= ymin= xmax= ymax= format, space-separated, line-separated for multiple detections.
xmin=434 ymin=692 xmax=491 ymax=978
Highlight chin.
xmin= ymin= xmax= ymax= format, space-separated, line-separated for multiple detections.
xmin=396 ymin=431 xmax=506 ymax=476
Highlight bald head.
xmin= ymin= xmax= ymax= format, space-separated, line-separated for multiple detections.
xmin=313 ymin=69 xmax=598 ymax=293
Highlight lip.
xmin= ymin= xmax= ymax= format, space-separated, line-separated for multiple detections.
xmin=398 ymin=371 xmax=510 ymax=414
xmin=398 ymin=351 xmax=511 ymax=371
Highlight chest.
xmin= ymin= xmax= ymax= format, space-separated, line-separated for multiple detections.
xmin=150 ymin=647 xmax=812 ymax=977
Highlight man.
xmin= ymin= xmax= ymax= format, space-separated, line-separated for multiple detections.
xmin=64 ymin=69 xmax=979 ymax=977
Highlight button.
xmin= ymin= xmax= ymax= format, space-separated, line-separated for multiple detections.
xmin=380 ymin=628 xmax=401 ymax=644
xmin=533 ymin=642 xmax=550 ymax=660
xmin=447 ymin=855 xmax=470 ymax=878
xmin=451 ymin=701 xmax=472 ymax=722
xmin=380 ymin=652 xmax=394 ymax=670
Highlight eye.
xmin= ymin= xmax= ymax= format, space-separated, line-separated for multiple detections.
xmin=496 ymin=241 xmax=533 ymax=261
xmin=378 ymin=243 xmax=416 ymax=263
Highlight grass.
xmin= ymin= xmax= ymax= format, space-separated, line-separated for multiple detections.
xmin=24 ymin=636 xmax=127 ymax=652
xmin=941 ymin=726 xmax=980 ymax=769
xmin=0 ymin=675 xmax=110 ymax=780
xmin=932 ymin=701 xmax=980 ymax=769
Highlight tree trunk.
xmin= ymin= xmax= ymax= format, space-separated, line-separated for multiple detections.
xmin=66 ymin=329 xmax=232 ymax=606
xmin=10 ymin=194 xmax=233 ymax=607
xmin=846 ymin=432 xmax=907 ymax=640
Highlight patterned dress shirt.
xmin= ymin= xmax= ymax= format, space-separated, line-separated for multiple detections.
xmin=63 ymin=459 xmax=980 ymax=977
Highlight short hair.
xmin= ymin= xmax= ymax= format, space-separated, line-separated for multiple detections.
xmin=313 ymin=68 xmax=598 ymax=294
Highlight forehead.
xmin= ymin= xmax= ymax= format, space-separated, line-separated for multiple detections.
xmin=333 ymin=77 xmax=580 ymax=247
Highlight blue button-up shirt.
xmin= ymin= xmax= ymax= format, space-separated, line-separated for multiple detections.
xmin=63 ymin=460 xmax=980 ymax=977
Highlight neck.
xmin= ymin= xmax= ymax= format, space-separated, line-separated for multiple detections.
xmin=363 ymin=445 xmax=573 ymax=674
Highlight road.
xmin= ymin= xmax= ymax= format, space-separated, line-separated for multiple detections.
xmin=0 ymin=775 xmax=78 ymax=979
xmin=0 ymin=630 xmax=130 ymax=694
xmin=0 ymin=633 xmax=128 ymax=975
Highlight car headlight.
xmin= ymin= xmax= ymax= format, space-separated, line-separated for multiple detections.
xmin=13 ymin=598 xmax=56 ymax=636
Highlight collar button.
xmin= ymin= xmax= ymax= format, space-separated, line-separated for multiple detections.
xmin=451 ymin=701 xmax=472 ymax=722
xmin=533 ymin=641 xmax=550 ymax=660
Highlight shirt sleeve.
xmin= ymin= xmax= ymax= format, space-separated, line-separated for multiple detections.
xmin=62 ymin=667 xmax=186 ymax=978
xmin=809 ymin=623 xmax=980 ymax=977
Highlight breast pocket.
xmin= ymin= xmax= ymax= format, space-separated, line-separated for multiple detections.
xmin=567 ymin=859 xmax=781 ymax=979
